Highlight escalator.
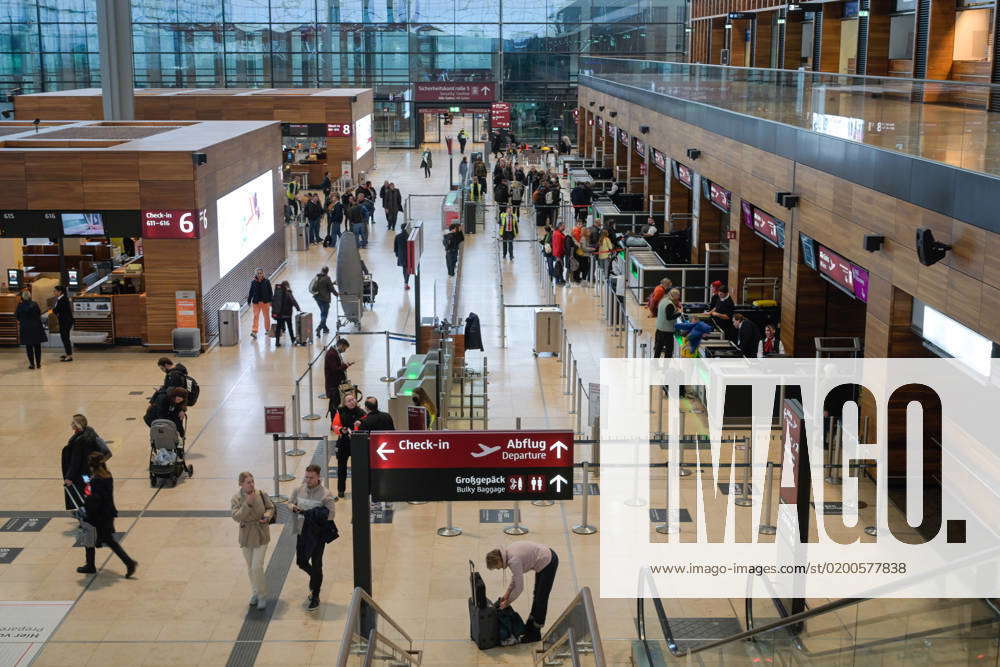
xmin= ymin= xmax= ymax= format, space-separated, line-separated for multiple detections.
xmin=636 ymin=593 xmax=1000 ymax=665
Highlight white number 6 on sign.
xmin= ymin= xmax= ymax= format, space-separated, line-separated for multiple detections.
xmin=178 ymin=212 xmax=194 ymax=234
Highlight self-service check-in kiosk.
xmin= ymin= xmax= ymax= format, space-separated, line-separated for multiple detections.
xmin=388 ymin=354 xmax=440 ymax=427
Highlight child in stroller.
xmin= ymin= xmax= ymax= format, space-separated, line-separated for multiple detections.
xmin=149 ymin=419 xmax=193 ymax=487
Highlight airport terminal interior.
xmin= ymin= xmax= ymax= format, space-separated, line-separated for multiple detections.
xmin=2 ymin=0 xmax=1000 ymax=665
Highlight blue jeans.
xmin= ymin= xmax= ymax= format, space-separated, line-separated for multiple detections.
xmin=314 ymin=297 xmax=330 ymax=331
xmin=308 ymin=218 xmax=321 ymax=244
xmin=352 ymin=223 xmax=368 ymax=247
xmin=446 ymin=249 xmax=458 ymax=276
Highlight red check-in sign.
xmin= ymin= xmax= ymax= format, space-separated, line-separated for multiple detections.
xmin=369 ymin=430 xmax=572 ymax=469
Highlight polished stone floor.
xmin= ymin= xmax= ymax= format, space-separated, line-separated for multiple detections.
xmin=0 ymin=118 xmax=959 ymax=665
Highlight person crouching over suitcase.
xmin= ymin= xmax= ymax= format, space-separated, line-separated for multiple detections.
xmin=486 ymin=542 xmax=559 ymax=643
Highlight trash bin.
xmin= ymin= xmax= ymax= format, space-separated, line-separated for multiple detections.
xmin=294 ymin=222 xmax=309 ymax=251
xmin=218 ymin=302 xmax=241 ymax=346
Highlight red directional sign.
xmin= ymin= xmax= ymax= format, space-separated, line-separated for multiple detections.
xmin=490 ymin=102 xmax=511 ymax=129
xmin=369 ymin=430 xmax=574 ymax=502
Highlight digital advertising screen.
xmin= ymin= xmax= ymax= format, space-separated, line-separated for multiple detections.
xmin=354 ymin=114 xmax=373 ymax=160
xmin=61 ymin=213 xmax=105 ymax=236
xmin=215 ymin=170 xmax=274 ymax=278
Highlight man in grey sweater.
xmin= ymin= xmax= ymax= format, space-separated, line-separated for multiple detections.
xmin=290 ymin=464 xmax=337 ymax=611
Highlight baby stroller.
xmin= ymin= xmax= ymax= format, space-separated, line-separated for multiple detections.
xmin=148 ymin=419 xmax=193 ymax=487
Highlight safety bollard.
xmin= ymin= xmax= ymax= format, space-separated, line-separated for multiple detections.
xmin=735 ymin=441 xmax=753 ymax=507
xmin=304 ymin=362 xmax=321 ymax=420
xmin=758 ymin=461 xmax=777 ymax=535
xmin=271 ymin=435 xmax=289 ymax=502
xmin=504 ymin=501 xmax=529 ymax=535
xmin=278 ymin=437 xmax=295 ymax=483
xmin=437 ymin=502 xmax=462 ymax=537
xmin=572 ymin=462 xmax=597 ymax=534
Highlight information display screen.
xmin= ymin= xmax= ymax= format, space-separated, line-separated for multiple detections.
xmin=216 ymin=170 xmax=274 ymax=278
xmin=706 ymin=181 xmax=731 ymax=213
xmin=651 ymin=149 xmax=666 ymax=171
xmin=354 ymin=114 xmax=373 ymax=160
xmin=674 ymin=161 xmax=693 ymax=188
xmin=817 ymin=244 xmax=869 ymax=302
xmin=800 ymin=233 xmax=817 ymax=270
xmin=752 ymin=207 xmax=785 ymax=248
xmin=61 ymin=213 xmax=105 ymax=236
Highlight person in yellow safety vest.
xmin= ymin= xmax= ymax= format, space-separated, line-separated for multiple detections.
xmin=499 ymin=207 xmax=519 ymax=260
xmin=471 ymin=178 xmax=482 ymax=202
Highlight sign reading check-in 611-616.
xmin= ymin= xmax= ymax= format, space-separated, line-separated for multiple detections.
xmin=368 ymin=430 xmax=574 ymax=502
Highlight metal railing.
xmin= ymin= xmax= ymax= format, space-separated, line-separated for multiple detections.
xmin=336 ymin=587 xmax=418 ymax=666
xmin=536 ymin=587 xmax=605 ymax=666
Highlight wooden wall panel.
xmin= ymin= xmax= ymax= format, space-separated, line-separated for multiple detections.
xmin=926 ymin=0 xmax=956 ymax=81
xmin=866 ymin=0 xmax=893 ymax=75
xmin=819 ymin=6 xmax=843 ymax=73
xmin=754 ymin=13 xmax=774 ymax=67
xmin=83 ymin=181 xmax=141 ymax=209
xmin=783 ymin=17 xmax=805 ymax=69
xmin=138 ymin=180 xmax=197 ymax=209
xmin=138 ymin=153 xmax=196 ymax=181
xmin=28 ymin=181 xmax=84 ymax=209
xmin=142 ymin=239 xmax=201 ymax=347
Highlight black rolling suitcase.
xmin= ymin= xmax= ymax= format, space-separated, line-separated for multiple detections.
xmin=468 ymin=560 xmax=499 ymax=650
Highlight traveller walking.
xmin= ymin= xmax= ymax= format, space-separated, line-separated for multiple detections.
xmin=394 ymin=224 xmax=412 ymax=290
xmin=271 ymin=281 xmax=301 ymax=347
xmin=323 ymin=338 xmax=353 ymax=416
xmin=499 ymin=207 xmax=519 ymax=260
xmin=304 ymin=193 xmax=324 ymax=246
xmin=290 ymin=464 xmax=337 ymax=612
xmin=14 ymin=290 xmax=45 ymax=369
xmin=347 ymin=195 xmax=368 ymax=249
xmin=247 ymin=268 xmax=273 ymax=339
xmin=331 ymin=394 xmax=366 ymax=498
xmin=154 ymin=387 xmax=189 ymax=437
xmin=485 ymin=542 xmax=559 ymax=643
xmin=443 ymin=223 xmax=465 ymax=277
xmin=494 ymin=178 xmax=510 ymax=218
xmin=76 ymin=452 xmax=138 ymax=579
xmin=509 ymin=178 xmax=524 ymax=217
xmin=325 ymin=196 xmax=344 ymax=247
xmin=654 ymin=288 xmax=682 ymax=358
xmin=420 ymin=149 xmax=433 ymax=178
xmin=62 ymin=414 xmax=99 ymax=509
xmin=231 ymin=471 xmax=275 ymax=610
xmin=458 ymin=128 xmax=468 ymax=153
xmin=52 ymin=284 xmax=74 ymax=362
xmin=309 ymin=267 xmax=336 ymax=336
xmin=384 ymin=182 xmax=403 ymax=231
xmin=474 ymin=158 xmax=488 ymax=192
xmin=458 ymin=156 xmax=469 ymax=185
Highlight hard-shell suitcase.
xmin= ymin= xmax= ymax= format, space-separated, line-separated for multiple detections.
xmin=65 ymin=485 xmax=97 ymax=548
xmin=295 ymin=311 xmax=313 ymax=345
xmin=468 ymin=560 xmax=499 ymax=650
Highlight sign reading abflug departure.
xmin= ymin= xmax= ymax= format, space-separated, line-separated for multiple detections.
xmin=369 ymin=430 xmax=574 ymax=502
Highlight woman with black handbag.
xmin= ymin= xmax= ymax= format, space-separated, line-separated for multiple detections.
xmin=231 ymin=471 xmax=275 ymax=610
xmin=77 ymin=452 xmax=137 ymax=578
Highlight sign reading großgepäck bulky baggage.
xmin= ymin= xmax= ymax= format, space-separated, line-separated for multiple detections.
xmin=368 ymin=430 xmax=574 ymax=502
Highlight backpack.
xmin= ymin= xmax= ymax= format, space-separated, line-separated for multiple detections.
xmin=497 ymin=605 xmax=526 ymax=645
xmin=309 ymin=275 xmax=320 ymax=295
xmin=182 ymin=375 xmax=200 ymax=406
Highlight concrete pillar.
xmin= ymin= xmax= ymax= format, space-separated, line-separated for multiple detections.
xmin=96 ymin=0 xmax=135 ymax=120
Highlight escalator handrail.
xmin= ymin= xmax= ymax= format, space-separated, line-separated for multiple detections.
xmin=684 ymin=597 xmax=867 ymax=656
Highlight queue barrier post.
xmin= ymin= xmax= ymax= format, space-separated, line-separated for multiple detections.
xmin=278 ymin=436 xmax=295 ymax=482
xmin=564 ymin=344 xmax=573 ymax=395
xmin=504 ymin=501 xmax=529 ymax=536
xmin=572 ymin=462 xmax=597 ymax=535
xmin=575 ymin=378 xmax=583 ymax=437
xmin=758 ymin=461 xmax=777 ymax=535
xmin=654 ymin=459 xmax=677 ymax=535
xmin=735 ymin=439 xmax=753 ymax=507
xmin=304 ymin=362 xmax=321 ymax=420
xmin=824 ymin=419 xmax=843 ymax=485
xmin=862 ymin=461 xmax=877 ymax=537
xmin=437 ymin=502 xmax=462 ymax=537
xmin=380 ymin=331 xmax=394 ymax=383
xmin=271 ymin=434 xmax=289 ymax=502
xmin=286 ymin=393 xmax=307 ymax=455
xmin=569 ymin=360 xmax=578 ymax=414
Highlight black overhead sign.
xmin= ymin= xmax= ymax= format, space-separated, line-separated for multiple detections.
xmin=369 ymin=430 xmax=574 ymax=502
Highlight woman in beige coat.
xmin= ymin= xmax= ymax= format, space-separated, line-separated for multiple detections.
xmin=231 ymin=471 xmax=275 ymax=610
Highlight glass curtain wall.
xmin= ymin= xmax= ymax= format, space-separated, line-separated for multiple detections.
xmin=1 ymin=0 xmax=686 ymax=143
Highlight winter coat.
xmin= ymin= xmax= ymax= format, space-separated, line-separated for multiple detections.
xmin=154 ymin=393 xmax=186 ymax=437
xmin=62 ymin=427 xmax=99 ymax=509
xmin=459 ymin=161 xmax=469 ymax=180
xmin=53 ymin=294 xmax=74 ymax=328
xmin=464 ymin=312 xmax=484 ymax=351
xmin=84 ymin=475 xmax=119 ymax=545
xmin=304 ymin=200 xmax=323 ymax=222
xmin=394 ymin=229 xmax=409 ymax=268
xmin=311 ymin=274 xmax=335 ymax=303
xmin=357 ymin=410 xmax=395 ymax=433
xmin=14 ymin=300 xmax=46 ymax=345
xmin=384 ymin=188 xmax=403 ymax=215
xmin=247 ymin=277 xmax=273 ymax=305
xmin=230 ymin=489 xmax=275 ymax=548
xmin=332 ymin=405 xmax=366 ymax=446
xmin=271 ymin=286 xmax=300 ymax=319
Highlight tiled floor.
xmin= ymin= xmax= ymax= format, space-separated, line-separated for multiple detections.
xmin=0 ymin=121 xmax=959 ymax=666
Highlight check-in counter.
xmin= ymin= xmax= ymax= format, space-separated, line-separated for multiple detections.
xmin=568 ymin=169 xmax=593 ymax=188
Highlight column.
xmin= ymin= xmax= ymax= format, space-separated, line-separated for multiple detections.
xmin=96 ymin=0 xmax=134 ymax=120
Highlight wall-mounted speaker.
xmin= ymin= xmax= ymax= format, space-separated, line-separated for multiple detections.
xmin=863 ymin=235 xmax=884 ymax=252
xmin=686 ymin=148 xmax=701 ymax=160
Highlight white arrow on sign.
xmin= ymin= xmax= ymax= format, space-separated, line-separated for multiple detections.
xmin=549 ymin=440 xmax=568 ymax=459
xmin=550 ymin=474 xmax=568 ymax=492
xmin=481 ymin=86 xmax=491 ymax=96
xmin=377 ymin=441 xmax=395 ymax=461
